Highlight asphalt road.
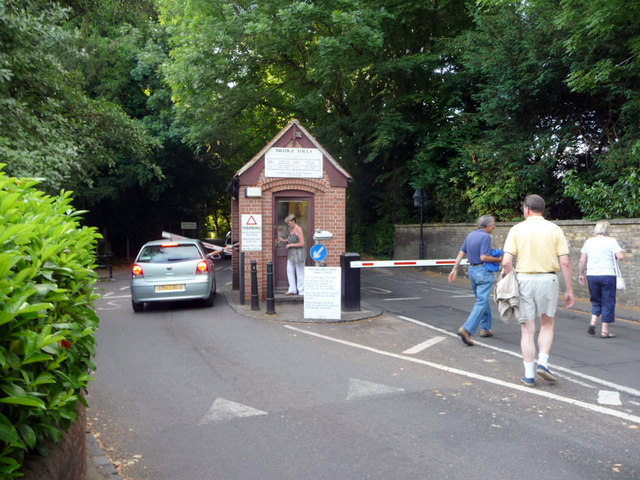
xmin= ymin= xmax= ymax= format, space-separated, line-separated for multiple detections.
xmin=88 ymin=261 xmax=640 ymax=480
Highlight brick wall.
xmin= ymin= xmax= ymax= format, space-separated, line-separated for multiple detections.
xmin=238 ymin=169 xmax=347 ymax=302
xmin=395 ymin=219 xmax=639 ymax=307
xmin=20 ymin=402 xmax=87 ymax=480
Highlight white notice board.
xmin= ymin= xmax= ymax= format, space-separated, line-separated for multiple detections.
xmin=265 ymin=147 xmax=323 ymax=178
xmin=304 ymin=267 xmax=341 ymax=320
xmin=241 ymin=214 xmax=262 ymax=251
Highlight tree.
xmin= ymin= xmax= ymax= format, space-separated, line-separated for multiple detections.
xmin=0 ymin=0 xmax=159 ymax=203
xmin=158 ymin=0 xmax=473 ymax=254
xmin=436 ymin=0 xmax=640 ymax=220
xmin=555 ymin=0 xmax=640 ymax=218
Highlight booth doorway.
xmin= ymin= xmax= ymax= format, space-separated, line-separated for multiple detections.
xmin=273 ymin=193 xmax=314 ymax=292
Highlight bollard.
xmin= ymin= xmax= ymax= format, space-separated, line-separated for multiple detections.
xmin=250 ymin=260 xmax=260 ymax=311
xmin=240 ymin=252 xmax=245 ymax=305
xmin=266 ymin=261 xmax=275 ymax=315
xmin=341 ymin=253 xmax=361 ymax=311
xmin=106 ymin=252 xmax=113 ymax=280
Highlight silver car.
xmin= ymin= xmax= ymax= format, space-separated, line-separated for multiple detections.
xmin=130 ymin=239 xmax=216 ymax=312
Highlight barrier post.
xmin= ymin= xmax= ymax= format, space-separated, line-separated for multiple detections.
xmin=341 ymin=253 xmax=361 ymax=311
xmin=250 ymin=260 xmax=259 ymax=311
xmin=239 ymin=252 xmax=245 ymax=305
xmin=266 ymin=261 xmax=275 ymax=315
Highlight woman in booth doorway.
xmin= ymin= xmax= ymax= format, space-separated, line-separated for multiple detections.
xmin=279 ymin=214 xmax=305 ymax=295
xmin=578 ymin=220 xmax=625 ymax=338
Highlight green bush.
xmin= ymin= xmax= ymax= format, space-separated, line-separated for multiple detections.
xmin=0 ymin=166 xmax=101 ymax=477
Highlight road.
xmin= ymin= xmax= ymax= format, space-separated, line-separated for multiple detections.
xmin=88 ymin=261 xmax=640 ymax=480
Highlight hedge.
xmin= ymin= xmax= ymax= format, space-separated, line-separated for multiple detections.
xmin=0 ymin=166 xmax=101 ymax=478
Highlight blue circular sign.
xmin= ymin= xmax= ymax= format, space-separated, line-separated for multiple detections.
xmin=310 ymin=244 xmax=327 ymax=262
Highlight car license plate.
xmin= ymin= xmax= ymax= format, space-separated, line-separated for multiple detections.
xmin=155 ymin=284 xmax=185 ymax=292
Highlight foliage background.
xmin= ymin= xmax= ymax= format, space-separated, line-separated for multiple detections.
xmin=1 ymin=0 xmax=639 ymax=257
xmin=0 ymin=167 xmax=100 ymax=477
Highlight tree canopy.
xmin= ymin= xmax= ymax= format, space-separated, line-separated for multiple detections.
xmin=1 ymin=0 xmax=639 ymax=256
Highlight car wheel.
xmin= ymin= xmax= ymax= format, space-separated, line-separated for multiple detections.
xmin=132 ymin=299 xmax=144 ymax=312
xmin=203 ymin=289 xmax=215 ymax=308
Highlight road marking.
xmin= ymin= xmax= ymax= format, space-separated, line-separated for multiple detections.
xmin=347 ymin=379 xmax=404 ymax=400
xmin=383 ymin=297 xmax=422 ymax=302
xmin=598 ymin=390 xmax=622 ymax=406
xmin=361 ymin=287 xmax=392 ymax=294
xmin=284 ymin=325 xmax=640 ymax=425
xmin=397 ymin=315 xmax=640 ymax=397
xmin=428 ymin=287 xmax=469 ymax=294
xmin=199 ymin=398 xmax=267 ymax=425
xmin=403 ymin=337 xmax=446 ymax=354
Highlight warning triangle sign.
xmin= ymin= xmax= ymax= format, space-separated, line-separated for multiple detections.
xmin=245 ymin=215 xmax=258 ymax=226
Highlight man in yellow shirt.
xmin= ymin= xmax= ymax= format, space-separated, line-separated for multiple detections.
xmin=502 ymin=194 xmax=574 ymax=387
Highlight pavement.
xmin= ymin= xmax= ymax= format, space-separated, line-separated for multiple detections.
xmin=84 ymin=279 xmax=383 ymax=479
xmin=85 ymin=266 xmax=640 ymax=479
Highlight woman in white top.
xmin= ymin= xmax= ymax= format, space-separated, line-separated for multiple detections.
xmin=578 ymin=221 xmax=625 ymax=338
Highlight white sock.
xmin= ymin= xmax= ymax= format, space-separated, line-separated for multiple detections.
xmin=538 ymin=353 xmax=549 ymax=369
xmin=524 ymin=361 xmax=535 ymax=379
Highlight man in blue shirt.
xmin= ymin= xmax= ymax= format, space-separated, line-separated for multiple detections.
xmin=448 ymin=215 xmax=503 ymax=346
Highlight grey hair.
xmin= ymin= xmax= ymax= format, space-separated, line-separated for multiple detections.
xmin=477 ymin=215 xmax=495 ymax=229
xmin=594 ymin=220 xmax=610 ymax=235
xmin=284 ymin=214 xmax=296 ymax=223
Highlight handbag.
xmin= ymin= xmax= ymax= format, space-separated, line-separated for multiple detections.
xmin=614 ymin=256 xmax=626 ymax=291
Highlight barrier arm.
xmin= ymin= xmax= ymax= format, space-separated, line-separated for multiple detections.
xmin=349 ymin=258 xmax=470 ymax=268
xmin=161 ymin=231 xmax=229 ymax=253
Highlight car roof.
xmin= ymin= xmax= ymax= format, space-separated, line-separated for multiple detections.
xmin=141 ymin=239 xmax=202 ymax=247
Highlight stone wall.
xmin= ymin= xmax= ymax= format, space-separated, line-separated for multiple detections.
xmin=395 ymin=219 xmax=639 ymax=307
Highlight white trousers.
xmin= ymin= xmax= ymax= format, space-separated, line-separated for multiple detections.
xmin=286 ymin=260 xmax=304 ymax=295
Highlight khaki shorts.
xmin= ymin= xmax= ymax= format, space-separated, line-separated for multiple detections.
xmin=516 ymin=273 xmax=559 ymax=323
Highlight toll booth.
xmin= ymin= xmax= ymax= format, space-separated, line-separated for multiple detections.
xmin=228 ymin=119 xmax=352 ymax=302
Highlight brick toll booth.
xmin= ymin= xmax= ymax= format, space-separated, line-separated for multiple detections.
xmin=226 ymin=119 xmax=352 ymax=303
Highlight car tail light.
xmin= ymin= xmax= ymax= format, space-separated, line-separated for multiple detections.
xmin=132 ymin=264 xmax=143 ymax=277
xmin=196 ymin=260 xmax=208 ymax=274
xmin=161 ymin=242 xmax=179 ymax=247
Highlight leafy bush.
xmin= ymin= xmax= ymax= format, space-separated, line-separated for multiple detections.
xmin=0 ymin=166 xmax=101 ymax=478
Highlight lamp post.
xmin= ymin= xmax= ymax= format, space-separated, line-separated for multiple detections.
xmin=413 ymin=189 xmax=426 ymax=260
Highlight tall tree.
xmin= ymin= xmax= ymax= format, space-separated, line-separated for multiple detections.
xmin=555 ymin=0 xmax=640 ymax=218
xmin=431 ymin=0 xmax=640 ymax=220
xmin=58 ymin=0 xmax=234 ymax=251
xmin=158 ymin=0 xmax=473 ymax=254
xmin=0 ymin=0 xmax=158 ymax=200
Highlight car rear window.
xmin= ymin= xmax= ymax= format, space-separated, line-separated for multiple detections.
xmin=137 ymin=244 xmax=202 ymax=263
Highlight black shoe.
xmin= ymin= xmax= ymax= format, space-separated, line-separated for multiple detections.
xmin=588 ymin=325 xmax=595 ymax=335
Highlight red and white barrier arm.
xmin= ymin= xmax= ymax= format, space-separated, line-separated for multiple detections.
xmin=349 ymin=258 xmax=470 ymax=268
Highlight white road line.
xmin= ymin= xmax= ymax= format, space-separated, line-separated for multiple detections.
xmin=397 ymin=315 xmax=640 ymax=397
xmin=98 ymin=294 xmax=131 ymax=299
xmin=284 ymin=325 xmax=640 ymax=425
xmin=383 ymin=297 xmax=422 ymax=302
xmin=403 ymin=337 xmax=446 ymax=354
